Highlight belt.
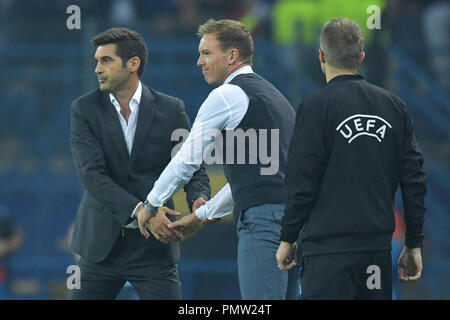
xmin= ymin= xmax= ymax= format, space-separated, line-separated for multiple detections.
xmin=120 ymin=227 xmax=141 ymax=237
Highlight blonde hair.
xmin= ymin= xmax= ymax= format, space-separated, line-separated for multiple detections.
xmin=198 ymin=19 xmax=254 ymax=65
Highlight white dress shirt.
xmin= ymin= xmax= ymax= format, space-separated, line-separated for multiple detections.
xmin=109 ymin=81 xmax=142 ymax=155
xmin=109 ymin=81 xmax=142 ymax=227
xmin=146 ymin=66 xmax=254 ymax=220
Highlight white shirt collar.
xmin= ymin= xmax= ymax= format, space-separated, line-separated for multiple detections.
xmin=109 ymin=81 xmax=142 ymax=111
xmin=224 ymin=65 xmax=253 ymax=84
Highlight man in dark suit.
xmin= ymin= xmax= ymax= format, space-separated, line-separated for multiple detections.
xmin=68 ymin=27 xmax=210 ymax=300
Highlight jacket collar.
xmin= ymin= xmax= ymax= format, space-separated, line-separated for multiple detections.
xmin=328 ymin=73 xmax=365 ymax=84
xmin=129 ymin=85 xmax=156 ymax=163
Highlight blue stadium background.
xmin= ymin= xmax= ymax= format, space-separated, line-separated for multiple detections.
xmin=0 ymin=0 xmax=448 ymax=299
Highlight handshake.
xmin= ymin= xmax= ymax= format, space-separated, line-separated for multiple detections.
xmin=133 ymin=197 xmax=219 ymax=243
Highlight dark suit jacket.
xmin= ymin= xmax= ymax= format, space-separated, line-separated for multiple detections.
xmin=69 ymin=84 xmax=210 ymax=264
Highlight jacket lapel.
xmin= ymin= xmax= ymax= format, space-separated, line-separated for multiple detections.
xmin=129 ymin=85 xmax=156 ymax=163
xmin=101 ymin=91 xmax=130 ymax=161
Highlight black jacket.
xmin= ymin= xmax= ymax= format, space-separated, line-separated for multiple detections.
xmin=280 ymin=74 xmax=426 ymax=256
xmin=70 ymin=84 xmax=210 ymax=263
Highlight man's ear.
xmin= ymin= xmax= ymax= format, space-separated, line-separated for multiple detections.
xmin=358 ymin=51 xmax=365 ymax=66
xmin=319 ymin=49 xmax=326 ymax=63
xmin=127 ymin=56 xmax=141 ymax=73
xmin=228 ymin=48 xmax=240 ymax=65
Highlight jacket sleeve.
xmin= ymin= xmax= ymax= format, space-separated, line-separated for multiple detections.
xmin=173 ymin=100 xmax=211 ymax=211
xmin=400 ymin=109 xmax=427 ymax=248
xmin=280 ymin=100 xmax=328 ymax=243
xmin=70 ymin=100 xmax=140 ymax=225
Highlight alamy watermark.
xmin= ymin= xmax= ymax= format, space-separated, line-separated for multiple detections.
xmin=66 ymin=5 xmax=81 ymax=30
xmin=66 ymin=265 xmax=81 ymax=290
xmin=367 ymin=5 xmax=381 ymax=30
xmin=65 ymin=5 xmax=381 ymax=32
xmin=366 ymin=264 xmax=381 ymax=290
xmin=171 ymin=125 xmax=280 ymax=176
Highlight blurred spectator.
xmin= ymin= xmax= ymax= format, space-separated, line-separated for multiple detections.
xmin=272 ymin=0 xmax=312 ymax=103
xmin=201 ymin=0 xmax=232 ymax=19
xmin=0 ymin=136 xmax=23 ymax=174
xmin=383 ymin=0 xmax=428 ymax=67
xmin=138 ymin=0 xmax=203 ymax=37
xmin=271 ymin=0 xmax=386 ymax=103
xmin=4 ymin=0 xmax=103 ymax=43
xmin=0 ymin=204 xmax=24 ymax=299
xmin=1 ymin=79 xmax=38 ymax=141
xmin=8 ymin=0 xmax=56 ymax=18
xmin=50 ymin=153 xmax=74 ymax=175
xmin=136 ymin=1 xmax=178 ymax=36
xmin=174 ymin=0 xmax=203 ymax=36
xmin=110 ymin=0 xmax=138 ymax=27
xmin=362 ymin=9 xmax=391 ymax=89
xmin=235 ymin=0 xmax=273 ymax=38
xmin=423 ymin=0 xmax=450 ymax=91
xmin=0 ymin=79 xmax=40 ymax=173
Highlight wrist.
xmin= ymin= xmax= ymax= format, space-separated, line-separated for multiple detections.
xmin=143 ymin=200 xmax=158 ymax=217
xmin=134 ymin=203 xmax=144 ymax=218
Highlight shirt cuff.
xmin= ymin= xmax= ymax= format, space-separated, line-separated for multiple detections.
xmin=280 ymin=226 xmax=301 ymax=244
xmin=146 ymin=191 xmax=163 ymax=208
xmin=131 ymin=202 xmax=142 ymax=218
xmin=195 ymin=205 xmax=207 ymax=220
xmin=405 ymin=235 xmax=424 ymax=249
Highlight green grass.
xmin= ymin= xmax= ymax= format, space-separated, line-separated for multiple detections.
xmin=172 ymin=167 xmax=233 ymax=221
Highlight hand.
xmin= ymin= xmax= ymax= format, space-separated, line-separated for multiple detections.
xmin=192 ymin=197 xmax=221 ymax=226
xmin=398 ymin=246 xmax=422 ymax=282
xmin=276 ymin=241 xmax=298 ymax=270
xmin=192 ymin=197 xmax=207 ymax=212
xmin=134 ymin=203 xmax=153 ymax=238
xmin=167 ymin=212 xmax=203 ymax=241
xmin=168 ymin=197 xmax=207 ymax=241
xmin=148 ymin=207 xmax=183 ymax=243
xmin=135 ymin=203 xmax=181 ymax=243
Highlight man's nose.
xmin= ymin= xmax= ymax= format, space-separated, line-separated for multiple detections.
xmin=197 ymin=56 xmax=203 ymax=67
xmin=95 ymin=62 xmax=103 ymax=74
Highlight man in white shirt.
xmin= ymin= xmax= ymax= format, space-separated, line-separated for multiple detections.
xmin=134 ymin=19 xmax=300 ymax=300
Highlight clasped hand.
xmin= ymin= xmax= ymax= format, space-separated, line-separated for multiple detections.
xmin=134 ymin=197 xmax=219 ymax=243
xmin=134 ymin=203 xmax=182 ymax=243
xmin=167 ymin=197 xmax=221 ymax=241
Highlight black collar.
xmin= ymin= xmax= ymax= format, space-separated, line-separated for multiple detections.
xmin=328 ymin=73 xmax=365 ymax=84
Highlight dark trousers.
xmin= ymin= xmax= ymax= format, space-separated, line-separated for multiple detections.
xmin=300 ymin=250 xmax=392 ymax=300
xmin=68 ymin=228 xmax=181 ymax=300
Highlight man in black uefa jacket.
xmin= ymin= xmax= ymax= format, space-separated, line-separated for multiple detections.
xmin=276 ymin=18 xmax=427 ymax=299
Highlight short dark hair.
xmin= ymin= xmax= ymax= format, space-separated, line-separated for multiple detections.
xmin=197 ymin=19 xmax=254 ymax=65
xmin=92 ymin=27 xmax=148 ymax=77
xmin=319 ymin=17 xmax=364 ymax=70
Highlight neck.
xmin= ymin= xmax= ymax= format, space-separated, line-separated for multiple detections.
xmin=223 ymin=62 xmax=249 ymax=83
xmin=325 ymin=66 xmax=357 ymax=83
xmin=112 ymin=78 xmax=139 ymax=106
